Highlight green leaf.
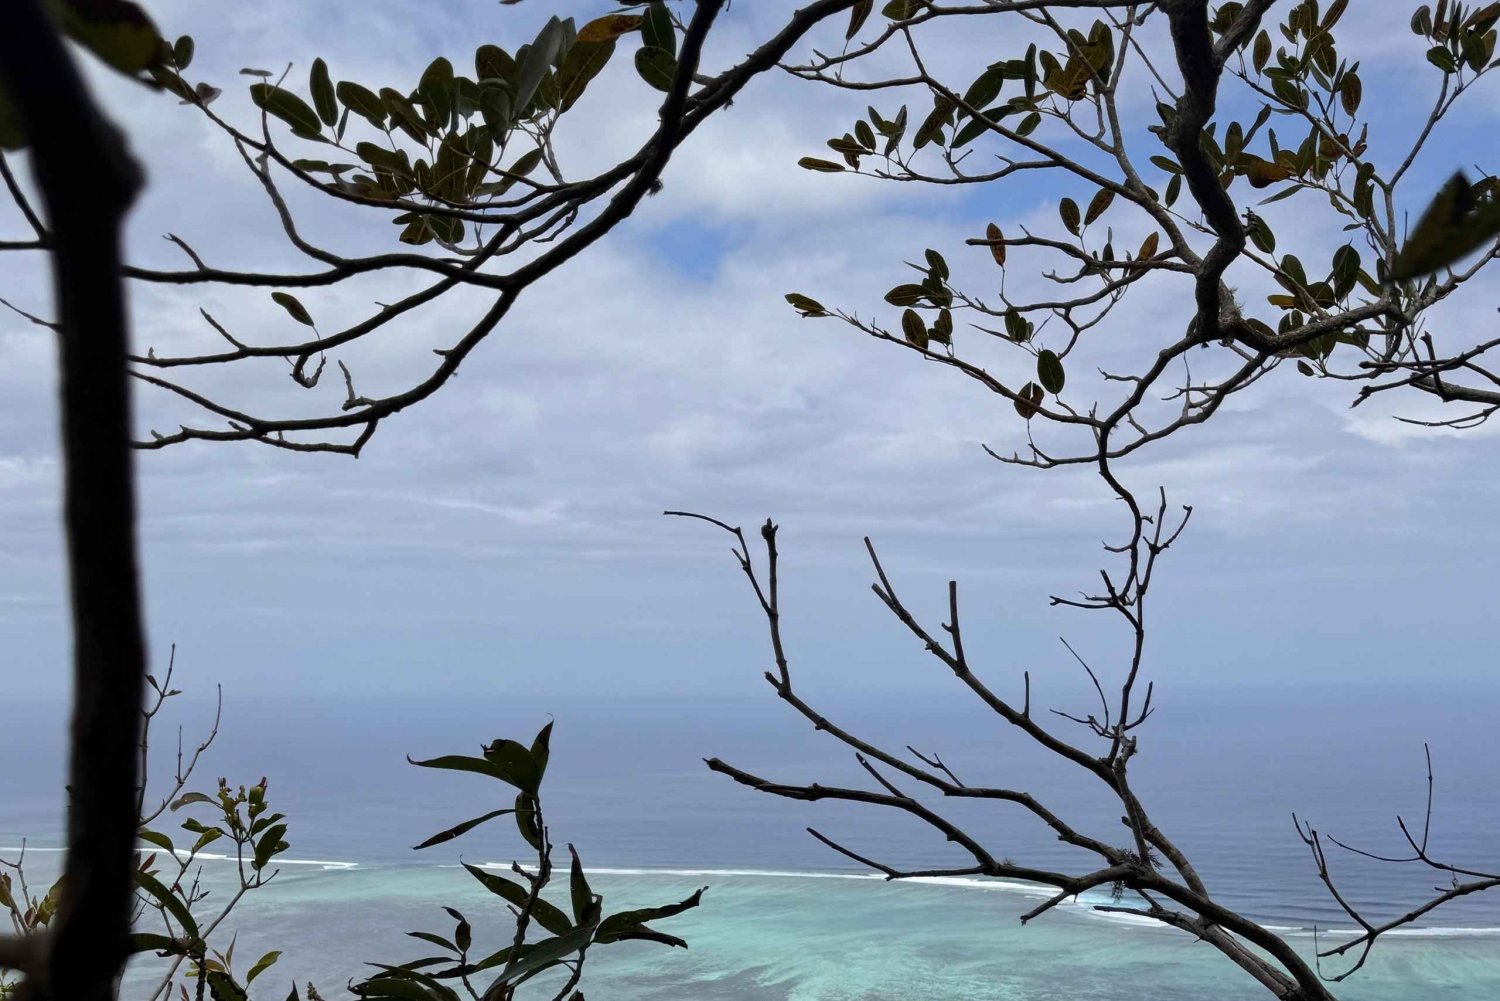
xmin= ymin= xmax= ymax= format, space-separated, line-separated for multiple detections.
xmin=482 ymin=738 xmax=541 ymax=793
xmin=1084 ymin=188 xmax=1114 ymax=225
xmin=129 ymin=932 xmax=189 ymax=955
xmin=797 ymin=156 xmax=845 ymax=173
xmin=931 ymin=307 xmax=953 ymax=346
xmin=635 ymin=46 xmax=678 ymax=92
xmin=882 ymin=0 xmax=924 ymax=19
xmin=336 ymin=81 xmax=387 ymax=127
xmin=924 ymin=248 xmax=949 ymax=280
xmin=59 ymin=0 xmax=162 ymax=75
xmin=555 ymin=39 xmax=615 ymax=112
xmin=1014 ymin=382 xmax=1044 ymax=420
xmin=413 ymin=808 xmax=515 ymax=850
xmin=380 ymin=88 xmax=428 ymax=143
xmin=642 ymin=1 xmax=676 ymax=57
xmin=884 ymin=283 xmax=927 ymax=306
xmin=1059 ymin=197 xmax=1081 ymax=235
xmin=352 ymin=976 xmax=442 ymax=1001
xmin=171 ymin=791 xmax=215 ymax=811
xmin=419 ymin=57 xmax=455 ymax=126
xmin=517 ymin=17 xmax=565 ymax=111
xmin=206 ymin=971 xmax=248 ymax=1001
xmin=253 ymin=822 xmax=288 ymax=871
xmin=246 ymin=951 xmax=282 ymax=986
xmin=310 ymin=59 xmax=337 ymax=126
xmin=1244 ymin=210 xmax=1275 ymax=253
xmin=900 ymin=308 xmax=928 ymax=349
xmin=139 ymin=828 xmax=175 ymax=854
xmin=530 ymin=721 xmax=553 ymax=781
xmin=847 ymin=0 xmax=874 ymax=39
xmin=408 ymin=931 xmax=457 ymax=953
xmin=595 ymin=887 xmax=706 ymax=942
xmin=569 ymin=846 xmax=594 ymax=924
xmin=785 ymin=293 xmax=829 ymax=317
xmin=249 ymin=84 xmax=323 ymax=138
xmin=408 ymin=753 xmax=515 ymax=783
xmin=135 ymin=869 xmax=199 ymax=938
xmin=191 ymin=828 xmax=223 ymax=854
xmin=515 ymin=792 xmax=543 ymax=850
xmin=487 ymin=923 xmax=599 ymax=990
xmin=1390 ymin=171 xmax=1500 ymax=280
xmin=448 ymin=909 xmax=471 ymax=953
xmin=271 ymin=292 xmax=315 ymax=327
xmin=461 ymin=864 xmax=573 ymax=935
xmin=962 ymin=65 xmax=1007 ymax=110
xmin=476 ymin=44 xmax=517 ymax=85
xmin=172 ymin=35 xmax=195 ymax=70
xmin=1037 ymin=349 xmax=1065 ymax=394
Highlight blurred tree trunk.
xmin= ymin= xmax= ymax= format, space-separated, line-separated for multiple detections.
xmin=0 ymin=2 xmax=148 ymax=1000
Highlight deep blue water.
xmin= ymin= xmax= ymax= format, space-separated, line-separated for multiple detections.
xmin=4 ymin=684 xmax=1498 ymax=998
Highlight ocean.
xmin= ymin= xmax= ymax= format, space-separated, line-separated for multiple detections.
xmin=4 ymin=683 xmax=1498 ymax=999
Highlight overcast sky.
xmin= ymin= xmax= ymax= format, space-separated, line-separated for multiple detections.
xmin=2 ymin=0 xmax=1498 ymax=714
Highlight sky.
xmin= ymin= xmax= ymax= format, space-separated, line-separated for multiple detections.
xmin=2 ymin=0 xmax=1499 ymax=717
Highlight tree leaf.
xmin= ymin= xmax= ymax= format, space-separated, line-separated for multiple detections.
xmin=517 ymin=18 xmax=565 ymax=111
xmin=481 ymin=738 xmax=540 ymax=793
xmin=138 ymin=828 xmax=174 ymax=853
xmin=1037 ymin=349 xmax=1065 ymax=394
xmin=635 ymin=46 xmax=678 ymax=92
xmin=59 ymin=0 xmax=163 ymax=75
xmin=413 ymin=808 xmax=515 ymax=850
xmin=641 ymin=2 xmax=676 ymax=58
xmin=577 ymin=14 xmax=644 ymax=43
xmin=555 ymin=39 xmax=615 ymax=112
xmin=595 ymin=887 xmax=706 ymax=942
xmin=1084 ymin=188 xmax=1114 ymax=224
xmin=785 ymin=293 xmax=829 ymax=317
xmin=336 ymin=81 xmax=387 ymax=127
xmin=1059 ymin=197 xmax=1081 ymax=235
xmin=172 ymin=35 xmax=194 ymax=70
xmin=418 ymin=57 xmax=455 ymax=127
xmin=1014 ymin=382 xmax=1044 ymax=420
xmin=246 ymin=951 xmax=282 ymax=986
xmin=461 ymin=865 xmax=573 ymax=935
xmin=798 ymin=156 xmax=845 ymax=173
xmin=884 ymin=283 xmax=927 ymax=306
xmin=900 ymin=308 xmax=928 ymax=349
xmin=569 ymin=846 xmax=594 ymax=924
xmin=1390 ymin=171 xmax=1500 ymax=280
xmin=249 ymin=84 xmax=323 ymax=138
xmin=486 ymin=924 xmax=598 ymax=991
xmin=271 ymin=292 xmax=315 ymax=327
xmin=985 ymin=222 xmax=1006 ymax=266
xmin=847 ymin=0 xmax=874 ymax=39
xmin=128 ymin=932 xmax=189 ymax=956
xmin=135 ymin=869 xmax=199 ymax=938
xmin=310 ymin=59 xmax=337 ymax=126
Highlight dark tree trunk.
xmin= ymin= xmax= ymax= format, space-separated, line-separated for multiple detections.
xmin=0 ymin=3 xmax=148 ymax=1000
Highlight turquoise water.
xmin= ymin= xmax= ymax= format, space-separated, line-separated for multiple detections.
xmin=9 ymin=688 xmax=1500 ymax=998
xmin=121 ymin=863 xmax=1500 ymax=1000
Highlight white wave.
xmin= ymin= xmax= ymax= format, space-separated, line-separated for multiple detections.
xmin=1285 ymin=925 xmax=1500 ymax=940
xmin=145 ymin=848 xmax=358 ymax=871
xmin=583 ymin=867 xmax=881 ymax=880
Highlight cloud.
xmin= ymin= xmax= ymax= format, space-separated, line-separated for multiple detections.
xmin=1 ymin=1 xmax=1497 ymax=698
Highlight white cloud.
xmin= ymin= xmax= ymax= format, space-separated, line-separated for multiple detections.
xmin=1 ymin=1 xmax=1497 ymax=697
